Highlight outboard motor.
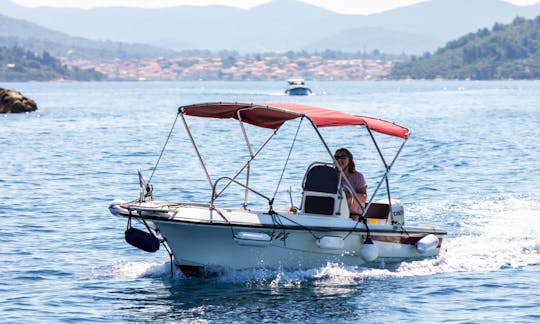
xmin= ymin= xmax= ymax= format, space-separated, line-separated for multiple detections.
xmin=390 ymin=200 xmax=405 ymax=225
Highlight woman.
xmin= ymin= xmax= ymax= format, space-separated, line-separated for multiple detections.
xmin=334 ymin=148 xmax=367 ymax=220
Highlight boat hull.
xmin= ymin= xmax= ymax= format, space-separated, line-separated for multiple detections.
xmin=111 ymin=202 xmax=445 ymax=273
xmin=155 ymin=220 xmax=440 ymax=271
xmin=285 ymin=87 xmax=311 ymax=96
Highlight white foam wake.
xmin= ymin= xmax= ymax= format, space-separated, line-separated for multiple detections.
xmin=396 ymin=196 xmax=540 ymax=276
xmin=92 ymin=260 xmax=178 ymax=279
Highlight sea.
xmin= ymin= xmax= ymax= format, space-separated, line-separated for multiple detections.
xmin=1 ymin=80 xmax=539 ymax=323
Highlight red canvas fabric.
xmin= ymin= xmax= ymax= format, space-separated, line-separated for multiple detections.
xmin=179 ymin=102 xmax=409 ymax=139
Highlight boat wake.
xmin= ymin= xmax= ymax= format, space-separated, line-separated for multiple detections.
xmin=92 ymin=261 xmax=175 ymax=280
xmin=398 ymin=195 xmax=540 ymax=275
xmin=97 ymin=195 xmax=539 ymax=283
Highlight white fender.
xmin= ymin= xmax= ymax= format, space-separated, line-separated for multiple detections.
xmin=234 ymin=232 xmax=272 ymax=247
xmin=318 ymin=236 xmax=345 ymax=250
xmin=360 ymin=237 xmax=378 ymax=262
xmin=416 ymin=234 xmax=439 ymax=253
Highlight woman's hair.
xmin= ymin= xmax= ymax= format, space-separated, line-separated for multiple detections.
xmin=335 ymin=148 xmax=356 ymax=173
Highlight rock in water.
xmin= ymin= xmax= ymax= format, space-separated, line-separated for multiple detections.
xmin=0 ymin=88 xmax=38 ymax=113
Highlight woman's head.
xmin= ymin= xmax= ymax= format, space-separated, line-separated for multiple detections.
xmin=334 ymin=148 xmax=356 ymax=173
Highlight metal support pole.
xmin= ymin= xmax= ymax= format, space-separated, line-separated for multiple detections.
xmin=180 ymin=112 xmax=213 ymax=189
xmin=362 ymin=137 xmax=407 ymax=218
xmin=306 ymin=117 xmax=367 ymax=214
xmin=237 ymin=110 xmax=255 ymax=209
xmin=366 ymin=127 xmax=392 ymax=206
xmin=214 ymin=130 xmax=277 ymax=200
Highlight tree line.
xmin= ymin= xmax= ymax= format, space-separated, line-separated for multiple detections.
xmin=390 ymin=16 xmax=540 ymax=80
xmin=0 ymin=46 xmax=104 ymax=82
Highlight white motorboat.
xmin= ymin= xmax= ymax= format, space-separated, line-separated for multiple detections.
xmin=285 ymin=78 xmax=312 ymax=95
xmin=109 ymin=102 xmax=446 ymax=276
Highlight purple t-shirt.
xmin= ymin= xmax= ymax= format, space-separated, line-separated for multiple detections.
xmin=341 ymin=171 xmax=367 ymax=214
xmin=344 ymin=171 xmax=367 ymax=193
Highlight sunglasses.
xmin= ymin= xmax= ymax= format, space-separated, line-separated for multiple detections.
xmin=334 ymin=154 xmax=348 ymax=160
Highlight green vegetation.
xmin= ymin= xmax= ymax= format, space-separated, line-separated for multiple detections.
xmin=390 ymin=16 xmax=540 ymax=80
xmin=0 ymin=46 xmax=104 ymax=81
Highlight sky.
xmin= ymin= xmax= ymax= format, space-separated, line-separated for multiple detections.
xmin=10 ymin=0 xmax=540 ymax=15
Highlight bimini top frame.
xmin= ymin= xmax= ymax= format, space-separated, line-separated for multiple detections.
xmin=177 ymin=102 xmax=409 ymax=218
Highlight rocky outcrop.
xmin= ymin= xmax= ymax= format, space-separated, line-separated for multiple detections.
xmin=0 ymin=88 xmax=38 ymax=113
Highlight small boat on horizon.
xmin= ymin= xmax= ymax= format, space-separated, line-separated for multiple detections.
xmin=109 ymin=102 xmax=447 ymax=277
xmin=285 ymin=78 xmax=312 ymax=96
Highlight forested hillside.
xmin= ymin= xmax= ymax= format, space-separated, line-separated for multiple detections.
xmin=390 ymin=16 xmax=540 ymax=79
xmin=0 ymin=46 xmax=104 ymax=81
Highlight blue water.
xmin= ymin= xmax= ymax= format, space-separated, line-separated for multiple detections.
xmin=1 ymin=81 xmax=539 ymax=323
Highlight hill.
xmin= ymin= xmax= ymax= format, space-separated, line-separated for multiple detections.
xmin=1 ymin=0 xmax=540 ymax=55
xmin=389 ymin=16 xmax=540 ymax=80
xmin=0 ymin=46 xmax=105 ymax=81
xmin=0 ymin=13 xmax=179 ymax=61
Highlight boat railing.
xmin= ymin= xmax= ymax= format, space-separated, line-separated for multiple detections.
xmin=210 ymin=176 xmax=274 ymax=211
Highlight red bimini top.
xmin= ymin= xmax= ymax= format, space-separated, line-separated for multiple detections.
xmin=179 ymin=102 xmax=409 ymax=139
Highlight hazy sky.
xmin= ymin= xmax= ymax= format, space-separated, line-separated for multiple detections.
xmin=11 ymin=0 xmax=540 ymax=14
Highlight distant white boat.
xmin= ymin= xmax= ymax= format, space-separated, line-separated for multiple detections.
xmin=285 ymin=78 xmax=312 ymax=96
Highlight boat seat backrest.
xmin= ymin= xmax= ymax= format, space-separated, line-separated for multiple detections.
xmin=301 ymin=164 xmax=346 ymax=216
xmin=304 ymin=165 xmax=339 ymax=194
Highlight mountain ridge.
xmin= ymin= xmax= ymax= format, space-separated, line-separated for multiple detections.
xmin=0 ymin=13 xmax=180 ymax=60
xmin=1 ymin=0 xmax=540 ymax=54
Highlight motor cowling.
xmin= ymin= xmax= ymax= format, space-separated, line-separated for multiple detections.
xmin=390 ymin=200 xmax=405 ymax=225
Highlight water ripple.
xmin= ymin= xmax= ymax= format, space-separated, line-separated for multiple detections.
xmin=1 ymin=81 xmax=539 ymax=322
